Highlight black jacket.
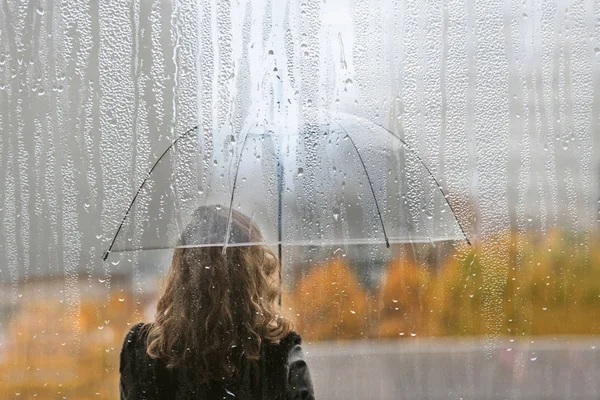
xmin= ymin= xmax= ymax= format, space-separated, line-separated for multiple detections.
xmin=120 ymin=323 xmax=315 ymax=400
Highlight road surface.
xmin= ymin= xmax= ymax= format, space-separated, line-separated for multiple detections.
xmin=304 ymin=336 xmax=600 ymax=400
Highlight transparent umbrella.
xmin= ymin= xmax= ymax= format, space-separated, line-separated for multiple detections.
xmin=102 ymin=112 xmax=470 ymax=260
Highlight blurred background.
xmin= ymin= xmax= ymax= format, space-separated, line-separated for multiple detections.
xmin=0 ymin=0 xmax=599 ymax=398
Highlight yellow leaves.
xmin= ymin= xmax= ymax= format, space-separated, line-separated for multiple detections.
xmin=0 ymin=289 xmax=136 ymax=399
xmin=290 ymin=259 xmax=371 ymax=341
xmin=377 ymin=257 xmax=431 ymax=337
xmin=290 ymin=231 xmax=600 ymax=340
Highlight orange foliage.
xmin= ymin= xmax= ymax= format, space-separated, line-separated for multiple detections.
xmin=290 ymin=259 xmax=372 ymax=341
xmin=377 ymin=257 xmax=431 ymax=337
xmin=0 ymin=287 xmax=137 ymax=399
xmin=288 ymin=231 xmax=600 ymax=341
xmin=431 ymin=231 xmax=600 ymax=337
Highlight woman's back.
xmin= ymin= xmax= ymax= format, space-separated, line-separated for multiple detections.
xmin=118 ymin=207 xmax=315 ymax=400
xmin=120 ymin=323 xmax=314 ymax=399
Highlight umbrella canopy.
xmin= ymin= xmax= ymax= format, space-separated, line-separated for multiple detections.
xmin=103 ymin=112 xmax=469 ymax=259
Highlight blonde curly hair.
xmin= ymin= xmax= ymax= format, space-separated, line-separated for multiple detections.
xmin=145 ymin=206 xmax=292 ymax=384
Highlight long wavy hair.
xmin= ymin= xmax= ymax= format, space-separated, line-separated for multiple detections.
xmin=145 ymin=206 xmax=292 ymax=384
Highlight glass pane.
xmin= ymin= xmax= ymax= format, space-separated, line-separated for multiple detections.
xmin=1 ymin=0 xmax=599 ymax=398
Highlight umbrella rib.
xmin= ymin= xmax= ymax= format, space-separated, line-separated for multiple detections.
xmin=332 ymin=123 xmax=391 ymax=248
xmin=102 ymin=125 xmax=200 ymax=261
xmin=223 ymin=132 xmax=253 ymax=253
xmin=363 ymin=121 xmax=472 ymax=247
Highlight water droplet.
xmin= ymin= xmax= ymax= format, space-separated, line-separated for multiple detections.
xmin=409 ymin=333 xmax=416 ymax=337
xmin=297 ymin=168 xmax=304 ymax=177
xmin=530 ymin=355 xmax=537 ymax=361
xmin=392 ymin=299 xmax=398 ymax=303
xmin=118 ymin=298 xmax=125 ymax=302
xmin=332 ymin=207 xmax=340 ymax=221
xmin=350 ymin=310 xmax=356 ymax=314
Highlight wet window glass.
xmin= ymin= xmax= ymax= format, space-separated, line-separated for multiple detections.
xmin=1 ymin=0 xmax=599 ymax=398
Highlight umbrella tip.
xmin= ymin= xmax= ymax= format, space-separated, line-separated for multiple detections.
xmin=465 ymin=237 xmax=472 ymax=247
xmin=102 ymin=250 xmax=110 ymax=261
xmin=385 ymin=239 xmax=390 ymax=249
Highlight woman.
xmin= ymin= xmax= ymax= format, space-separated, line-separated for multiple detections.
xmin=119 ymin=206 xmax=315 ymax=399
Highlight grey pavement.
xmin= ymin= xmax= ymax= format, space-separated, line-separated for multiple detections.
xmin=304 ymin=336 xmax=600 ymax=400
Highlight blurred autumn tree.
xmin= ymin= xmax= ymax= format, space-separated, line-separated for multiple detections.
xmin=429 ymin=240 xmax=506 ymax=336
xmin=0 ymin=283 xmax=136 ymax=399
xmin=287 ymin=230 xmax=600 ymax=341
xmin=502 ymin=229 xmax=600 ymax=336
xmin=290 ymin=259 xmax=372 ymax=341
xmin=377 ymin=256 xmax=432 ymax=338
xmin=393 ymin=230 xmax=600 ymax=338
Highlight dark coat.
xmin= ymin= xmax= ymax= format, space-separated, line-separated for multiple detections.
xmin=119 ymin=323 xmax=315 ymax=400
